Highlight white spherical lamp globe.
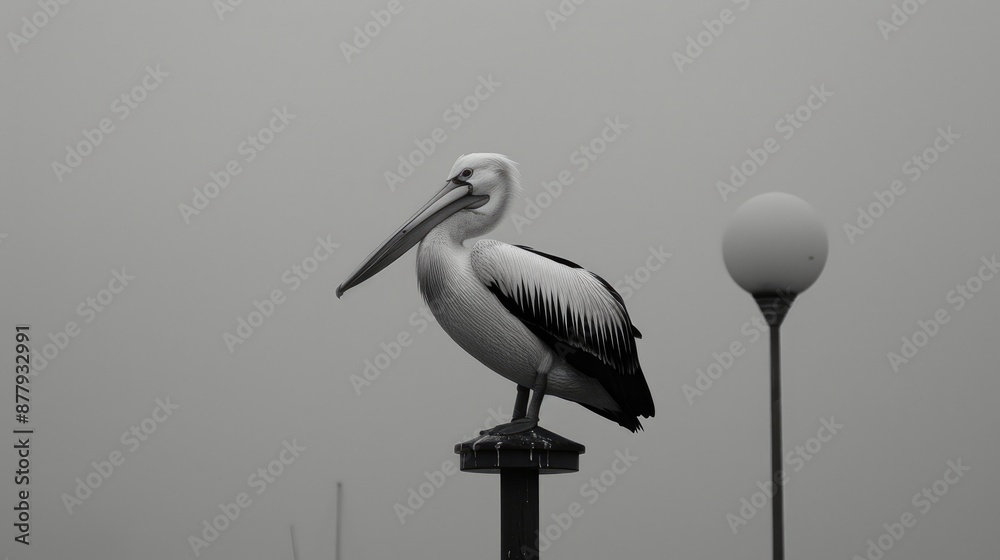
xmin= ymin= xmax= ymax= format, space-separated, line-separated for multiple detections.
xmin=722 ymin=193 xmax=828 ymax=296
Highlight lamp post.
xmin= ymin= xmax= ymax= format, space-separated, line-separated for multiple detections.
xmin=722 ymin=193 xmax=828 ymax=560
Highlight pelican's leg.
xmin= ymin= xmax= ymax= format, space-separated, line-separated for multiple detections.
xmin=511 ymin=385 xmax=530 ymax=420
xmin=482 ymin=374 xmax=545 ymax=435
xmin=525 ymin=371 xmax=546 ymax=421
xmin=481 ymin=385 xmax=532 ymax=435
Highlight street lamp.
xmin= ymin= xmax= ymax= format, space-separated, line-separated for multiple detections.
xmin=722 ymin=192 xmax=828 ymax=560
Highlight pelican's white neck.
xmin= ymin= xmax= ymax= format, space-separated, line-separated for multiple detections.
xmin=422 ymin=220 xmax=469 ymax=247
xmin=416 ymin=221 xmax=477 ymax=308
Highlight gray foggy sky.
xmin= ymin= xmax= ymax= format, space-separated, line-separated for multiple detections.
xmin=1 ymin=1 xmax=998 ymax=559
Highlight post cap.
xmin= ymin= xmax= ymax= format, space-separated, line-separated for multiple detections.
xmin=455 ymin=426 xmax=585 ymax=474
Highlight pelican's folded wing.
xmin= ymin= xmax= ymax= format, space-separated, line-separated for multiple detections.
xmin=471 ymin=240 xmax=654 ymax=421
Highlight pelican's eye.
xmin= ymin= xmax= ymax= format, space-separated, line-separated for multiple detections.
xmin=460 ymin=168 xmax=473 ymax=179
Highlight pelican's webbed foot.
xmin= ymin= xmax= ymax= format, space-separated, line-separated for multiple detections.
xmin=480 ymin=417 xmax=538 ymax=435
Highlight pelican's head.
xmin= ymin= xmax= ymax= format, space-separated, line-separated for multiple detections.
xmin=336 ymin=153 xmax=519 ymax=298
xmin=442 ymin=153 xmax=520 ymax=236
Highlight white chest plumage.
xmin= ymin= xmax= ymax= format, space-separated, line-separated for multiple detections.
xmin=415 ymin=232 xmax=544 ymax=388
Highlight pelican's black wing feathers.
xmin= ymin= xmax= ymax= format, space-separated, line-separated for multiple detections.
xmin=472 ymin=240 xmax=655 ymax=431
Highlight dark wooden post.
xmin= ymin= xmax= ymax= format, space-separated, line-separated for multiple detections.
xmin=456 ymin=427 xmax=584 ymax=559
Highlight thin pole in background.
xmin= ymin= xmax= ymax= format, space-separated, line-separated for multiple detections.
xmin=769 ymin=324 xmax=784 ymax=560
xmin=755 ymin=293 xmax=793 ymax=560
xmin=336 ymin=481 xmax=343 ymax=560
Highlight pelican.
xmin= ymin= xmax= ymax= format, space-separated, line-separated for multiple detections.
xmin=337 ymin=154 xmax=654 ymax=433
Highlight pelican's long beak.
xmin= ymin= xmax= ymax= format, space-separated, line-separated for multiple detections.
xmin=336 ymin=179 xmax=488 ymax=298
